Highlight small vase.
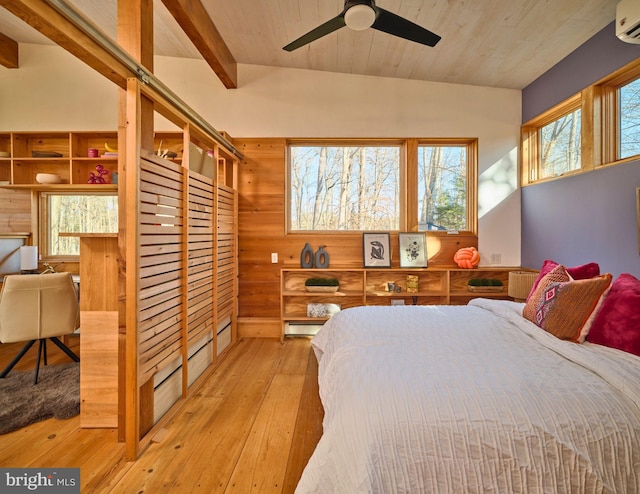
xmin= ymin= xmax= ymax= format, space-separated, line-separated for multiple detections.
xmin=300 ymin=243 xmax=314 ymax=268
xmin=314 ymin=246 xmax=329 ymax=268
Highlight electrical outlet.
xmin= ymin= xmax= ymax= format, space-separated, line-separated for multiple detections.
xmin=490 ymin=253 xmax=502 ymax=265
xmin=271 ymin=252 xmax=278 ymax=263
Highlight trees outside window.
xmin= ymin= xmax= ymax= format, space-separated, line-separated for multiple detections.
xmin=418 ymin=145 xmax=468 ymax=231
xmin=289 ymin=144 xmax=400 ymax=231
xmin=619 ymin=77 xmax=640 ymax=159
xmin=539 ymin=108 xmax=581 ymax=179
xmin=40 ymin=193 xmax=118 ymax=257
xmin=522 ymin=60 xmax=640 ymax=186
xmin=288 ymin=139 xmax=476 ymax=233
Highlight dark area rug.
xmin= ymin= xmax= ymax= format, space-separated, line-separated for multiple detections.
xmin=0 ymin=362 xmax=80 ymax=434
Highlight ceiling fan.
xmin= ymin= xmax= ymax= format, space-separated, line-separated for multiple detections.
xmin=283 ymin=0 xmax=441 ymax=52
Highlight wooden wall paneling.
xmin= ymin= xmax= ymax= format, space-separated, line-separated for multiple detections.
xmin=0 ymin=188 xmax=31 ymax=233
xmin=236 ymin=138 xmax=479 ymax=338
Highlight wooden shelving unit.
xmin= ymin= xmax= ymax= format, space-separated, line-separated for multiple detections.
xmin=281 ymin=267 xmax=520 ymax=336
xmin=0 ymin=130 xmax=225 ymax=189
xmin=0 ymin=131 xmax=119 ymax=186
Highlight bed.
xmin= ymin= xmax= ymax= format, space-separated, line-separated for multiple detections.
xmin=295 ymin=299 xmax=640 ymax=493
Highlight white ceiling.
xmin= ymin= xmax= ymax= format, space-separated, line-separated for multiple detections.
xmin=0 ymin=0 xmax=621 ymax=90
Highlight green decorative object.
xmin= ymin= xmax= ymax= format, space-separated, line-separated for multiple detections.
xmin=305 ymin=277 xmax=339 ymax=287
xmin=467 ymin=278 xmax=504 ymax=293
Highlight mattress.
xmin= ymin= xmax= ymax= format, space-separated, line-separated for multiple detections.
xmin=295 ymin=299 xmax=640 ymax=493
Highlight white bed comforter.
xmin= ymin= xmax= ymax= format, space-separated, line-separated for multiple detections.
xmin=295 ymin=299 xmax=640 ymax=494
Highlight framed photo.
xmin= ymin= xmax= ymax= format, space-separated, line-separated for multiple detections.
xmin=399 ymin=232 xmax=428 ymax=268
xmin=362 ymin=233 xmax=391 ymax=268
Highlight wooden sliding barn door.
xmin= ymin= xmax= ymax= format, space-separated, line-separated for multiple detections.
xmin=216 ymin=183 xmax=238 ymax=352
xmin=123 ymin=79 xmax=240 ymax=459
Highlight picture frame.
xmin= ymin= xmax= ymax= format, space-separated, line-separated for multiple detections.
xmin=362 ymin=232 xmax=391 ymax=268
xmin=399 ymin=232 xmax=428 ymax=268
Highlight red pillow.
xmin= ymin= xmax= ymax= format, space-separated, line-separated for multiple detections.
xmin=588 ymin=273 xmax=640 ymax=357
xmin=527 ymin=259 xmax=600 ymax=301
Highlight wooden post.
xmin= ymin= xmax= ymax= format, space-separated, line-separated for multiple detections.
xmin=118 ymin=0 xmax=155 ymax=460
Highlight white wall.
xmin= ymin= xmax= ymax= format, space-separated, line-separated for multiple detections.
xmin=0 ymin=44 xmax=522 ymax=266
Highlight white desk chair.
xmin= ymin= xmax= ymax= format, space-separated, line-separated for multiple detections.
xmin=0 ymin=272 xmax=80 ymax=384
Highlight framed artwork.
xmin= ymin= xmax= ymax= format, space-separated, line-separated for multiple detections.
xmin=399 ymin=232 xmax=428 ymax=268
xmin=362 ymin=233 xmax=391 ymax=268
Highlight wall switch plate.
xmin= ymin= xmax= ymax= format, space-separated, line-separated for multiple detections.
xmin=490 ymin=253 xmax=502 ymax=264
xmin=271 ymin=252 xmax=278 ymax=263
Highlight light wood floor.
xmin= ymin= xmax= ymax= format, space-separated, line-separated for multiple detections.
xmin=0 ymin=335 xmax=324 ymax=493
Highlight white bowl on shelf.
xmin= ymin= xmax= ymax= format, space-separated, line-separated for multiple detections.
xmin=35 ymin=173 xmax=62 ymax=184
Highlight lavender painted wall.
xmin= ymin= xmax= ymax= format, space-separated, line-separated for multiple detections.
xmin=523 ymin=22 xmax=640 ymax=122
xmin=521 ymin=23 xmax=640 ymax=278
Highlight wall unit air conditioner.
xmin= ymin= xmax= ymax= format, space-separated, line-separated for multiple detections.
xmin=616 ymin=0 xmax=640 ymax=44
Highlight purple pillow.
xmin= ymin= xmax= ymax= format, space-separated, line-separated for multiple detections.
xmin=588 ymin=273 xmax=640 ymax=357
xmin=527 ymin=259 xmax=600 ymax=301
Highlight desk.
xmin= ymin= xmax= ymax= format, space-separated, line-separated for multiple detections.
xmin=60 ymin=232 xmax=118 ymax=428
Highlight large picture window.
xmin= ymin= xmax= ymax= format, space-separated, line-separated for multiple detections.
xmin=288 ymin=139 xmax=477 ymax=234
xmin=39 ymin=192 xmax=118 ymax=258
xmin=289 ymin=143 xmax=401 ymax=231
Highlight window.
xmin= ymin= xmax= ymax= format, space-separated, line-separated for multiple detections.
xmin=619 ymin=77 xmax=640 ymax=159
xmin=418 ymin=145 xmax=469 ymax=231
xmin=288 ymin=139 xmax=477 ymax=233
xmin=539 ymin=107 xmax=581 ymax=179
xmin=289 ymin=143 xmax=401 ymax=231
xmin=40 ymin=193 xmax=118 ymax=258
xmin=522 ymin=59 xmax=640 ymax=186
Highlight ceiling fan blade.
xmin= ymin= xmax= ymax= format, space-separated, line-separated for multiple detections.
xmin=283 ymin=15 xmax=347 ymax=51
xmin=372 ymin=7 xmax=441 ymax=47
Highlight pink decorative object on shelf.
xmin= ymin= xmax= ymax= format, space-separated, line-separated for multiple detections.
xmin=88 ymin=164 xmax=110 ymax=184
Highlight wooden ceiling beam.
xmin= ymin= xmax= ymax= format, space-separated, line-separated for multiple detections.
xmin=0 ymin=31 xmax=19 ymax=68
xmin=2 ymin=0 xmax=135 ymax=88
xmin=160 ymin=0 xmax=237 ymax=89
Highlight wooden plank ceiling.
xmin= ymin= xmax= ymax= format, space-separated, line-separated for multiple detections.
xmin=0 ymin=0 xmax=621 ymax=90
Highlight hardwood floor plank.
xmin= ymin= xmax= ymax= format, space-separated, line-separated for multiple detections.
xmin=102 ymin=339 xmax=269 ymax=493
xmin=282 ymin=346 xmax=324 ymax=494
xmin=226 ymin=373 xmax=306 ymax=492
xmin=0 ymin=336 xmax=323 ymax=494
xmin=172 ymin=339 xmax=296 ymax=492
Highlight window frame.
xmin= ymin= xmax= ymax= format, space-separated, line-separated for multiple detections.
xmin=286 ymin=137 xmax=478 ymax=236
xmin=38 ymin=190 xmax=118 ymax=261
xmin=521 ymin=58 xmax=640 ymax=186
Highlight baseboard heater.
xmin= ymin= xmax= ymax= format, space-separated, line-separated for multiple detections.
xmin=284 ymin=322 xmax=324 ymax=337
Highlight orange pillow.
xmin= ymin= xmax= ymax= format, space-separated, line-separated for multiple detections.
xmin=524 ymin=265 xmax=612 ymax=343
xmin=523 ymin=265 xmax=570 ymax=322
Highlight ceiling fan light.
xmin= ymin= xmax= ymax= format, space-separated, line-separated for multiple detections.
xmin=344 ymin=4 xmax=376 ymax=31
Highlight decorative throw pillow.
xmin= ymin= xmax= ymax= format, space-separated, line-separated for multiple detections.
xmin=526 ymin=271 xmax=612 ymax=343
xmin=526 ymin=259 xmax=600 ymax=302
xmin=588 ymin=273 xmax=640 ymax=357
xmin=523 ymin=265 xmax=570 ymax=322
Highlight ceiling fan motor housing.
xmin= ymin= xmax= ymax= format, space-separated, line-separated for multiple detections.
xmin=344 ymin=0 xmax=378 ymax=30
